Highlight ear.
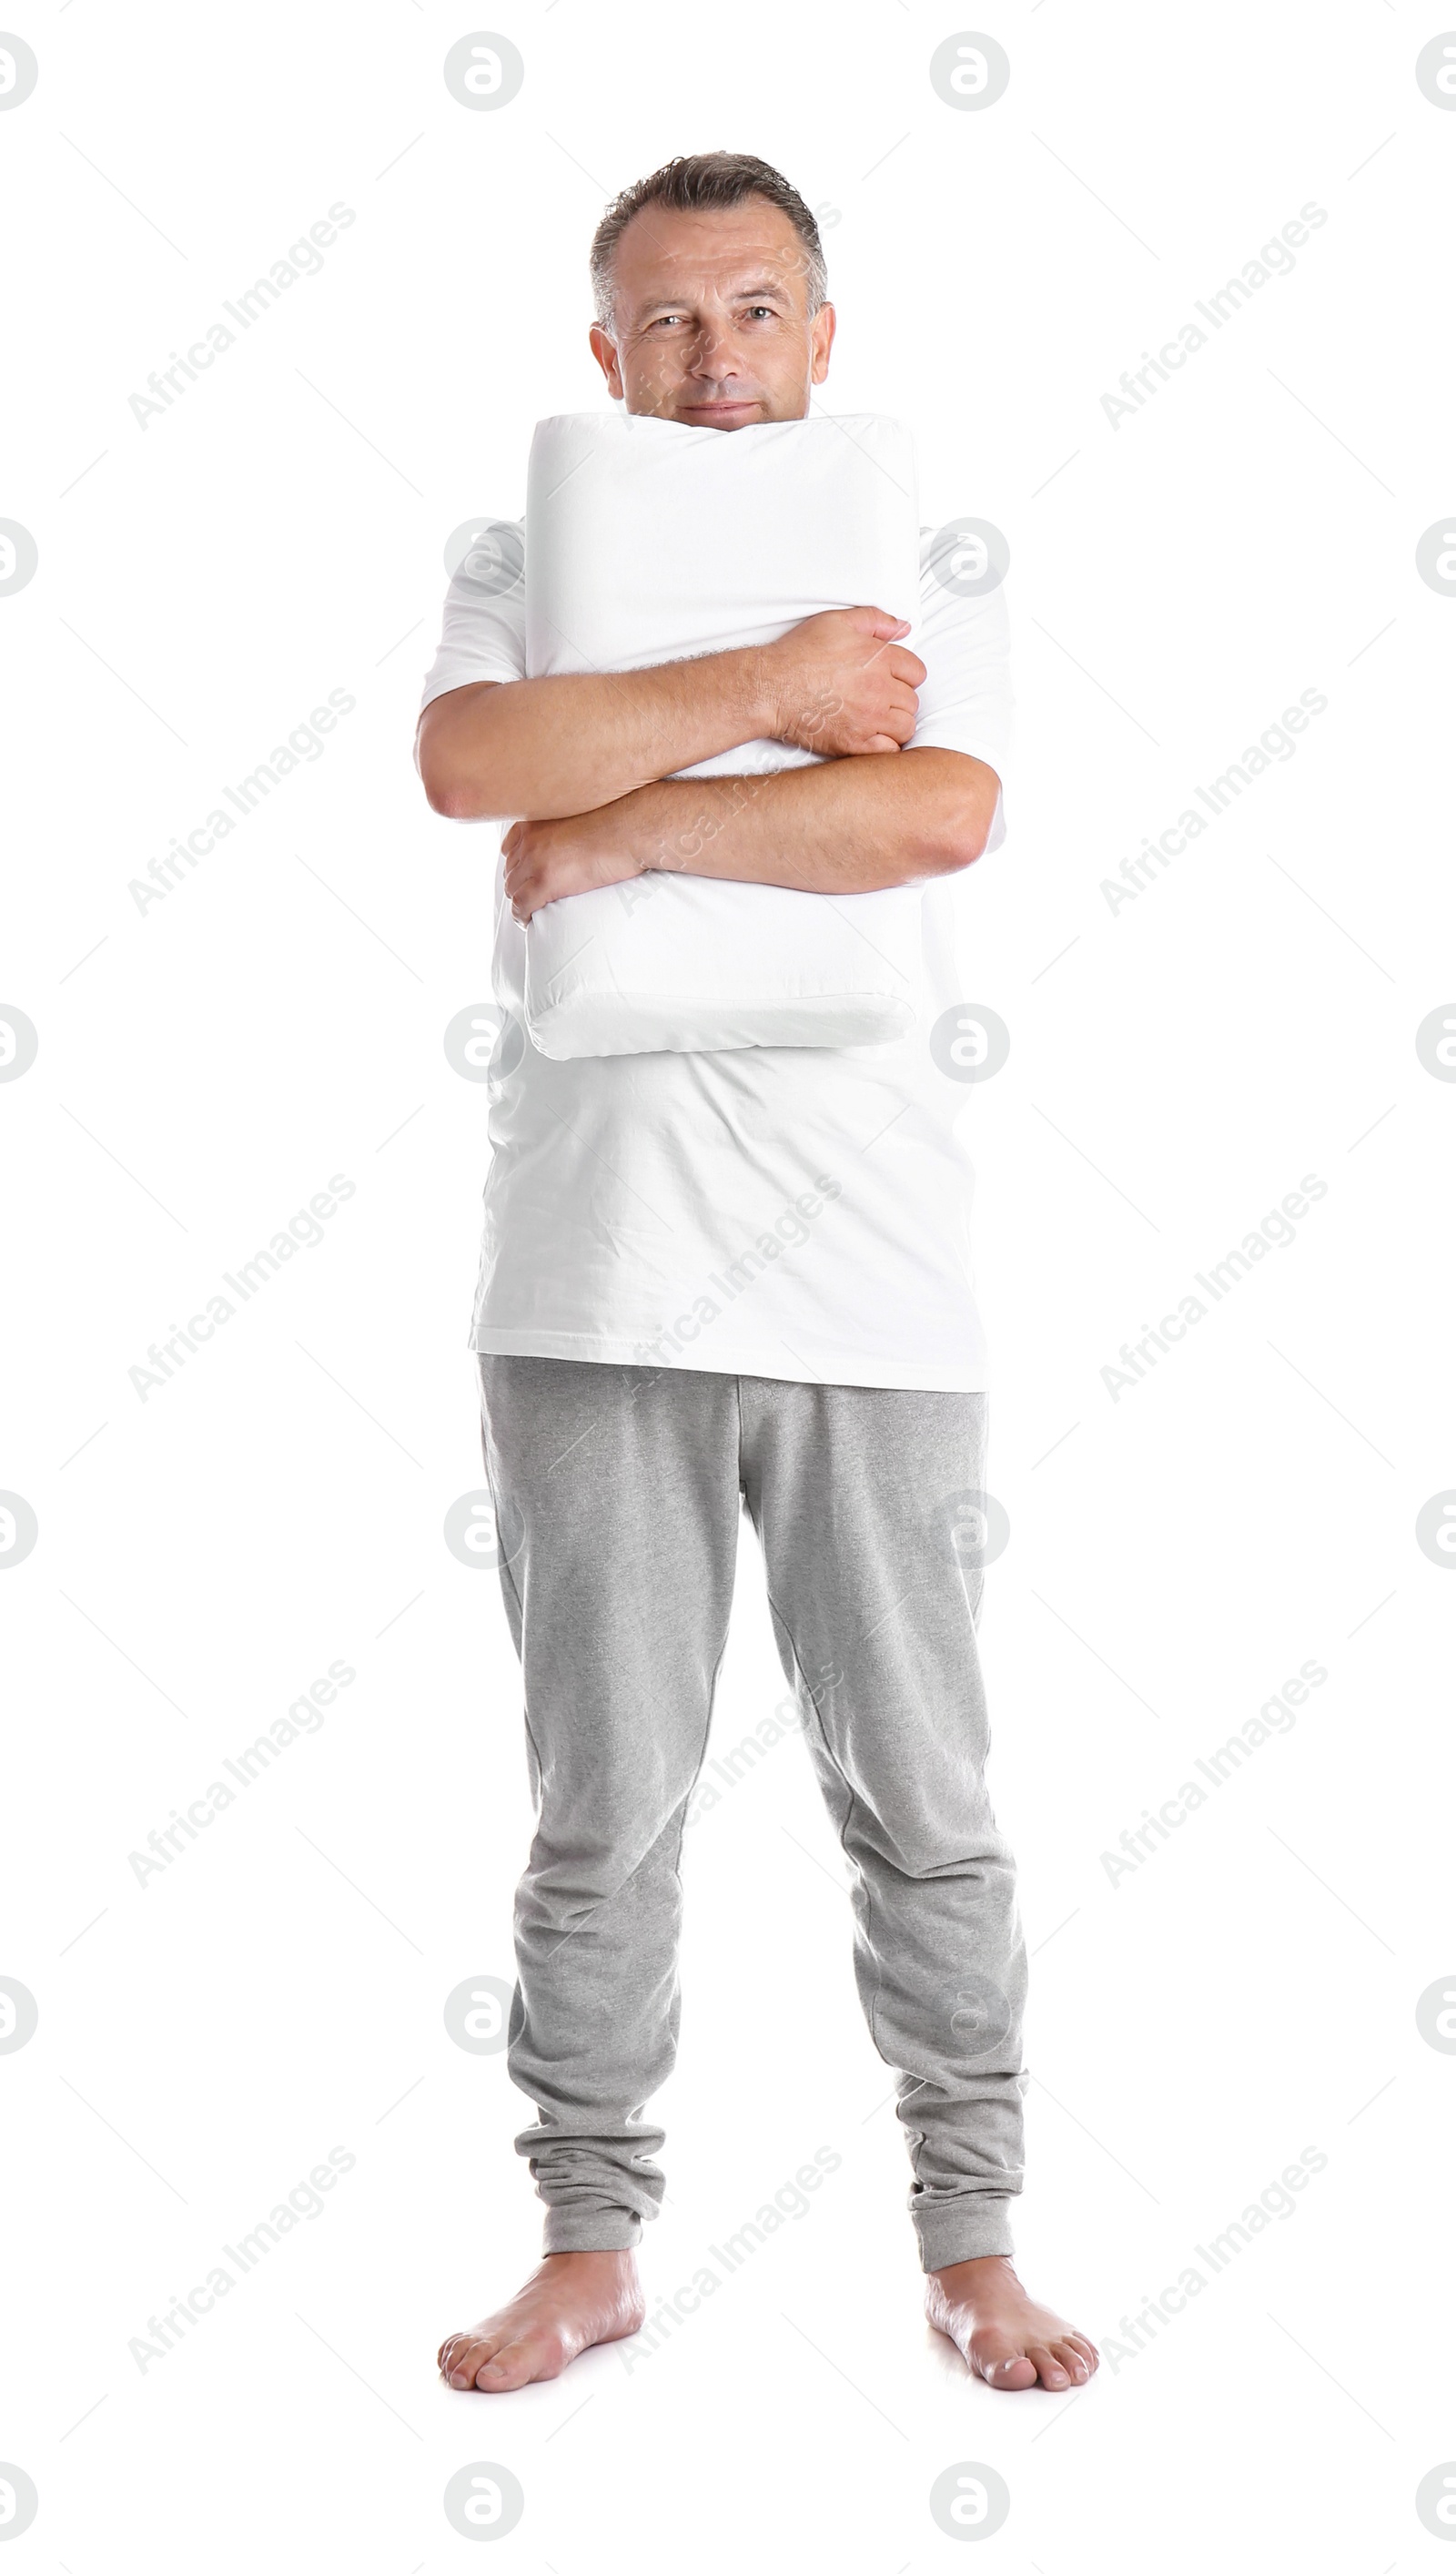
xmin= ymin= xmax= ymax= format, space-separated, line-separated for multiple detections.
xmin=589 ymin=322 xmax=625 ymax=400
xmin=809 ymin=301 xmax=836 ymax=386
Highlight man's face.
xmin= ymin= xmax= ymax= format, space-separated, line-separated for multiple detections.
xmin=589 ymin=198 xmax=834 ymax=429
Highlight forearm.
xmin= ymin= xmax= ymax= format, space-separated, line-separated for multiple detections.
xmin=606 ymin=746 xmax=1000 ymax=894
xmin=416 ymin=650 xmax=774 ymax=823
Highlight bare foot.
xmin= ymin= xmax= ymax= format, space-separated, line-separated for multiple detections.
xmin=925 ymin=2255 xmax=1099 ymax=2392
xmin=438 ymin=2251 xmax=645 ymax=2393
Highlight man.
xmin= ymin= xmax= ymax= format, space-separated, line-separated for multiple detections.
xmin=419 ymin=153 xmax=1098 ymax=2398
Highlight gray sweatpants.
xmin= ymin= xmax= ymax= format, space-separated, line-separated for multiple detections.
xmin=477 ymin=1354 xmax=1027 ymax=2274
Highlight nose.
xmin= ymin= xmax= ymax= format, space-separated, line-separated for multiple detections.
xmin=688 ymin=313 xmax=745 ymax=381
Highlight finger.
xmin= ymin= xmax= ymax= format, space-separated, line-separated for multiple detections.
xmin=887 ymin=648 xmax=928 ymax=686
xmin=850 ymin=606 xmax=912 ymax=641
xmin=862 ymin=735 xmax=902 ymax=755
xmin=881 ymin=692 xmax=919 ymax=741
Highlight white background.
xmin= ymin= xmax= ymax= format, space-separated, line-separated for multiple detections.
xmin=4 ymin=0 xmax=1455 ymax=2564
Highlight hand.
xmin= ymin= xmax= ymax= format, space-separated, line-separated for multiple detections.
xmin=501 ymin=810 xmax=642 ymax=925
xmin=760 ymin=605 xmax=927 ymax=758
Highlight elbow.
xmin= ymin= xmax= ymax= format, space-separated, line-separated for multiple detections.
xmin=423 ymin=772 xmax=489 ymax=821
xmin=926 ymin=771 xmax=1000 ymax=876
xmin=418 ymin=749 xmax=494 ymax=821
xmin=925 ymin=803 xmax=991 ymax=877
xmin=416 ymin=696 xmax=504 ymax=820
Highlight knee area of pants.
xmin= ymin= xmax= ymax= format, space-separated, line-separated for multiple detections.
xmin=537 ymin=1764 xmax=696 ymax=1844
xmin=876 ymin=1829 xmax=1012 ymax=1883
xmin=528 ymin=1809 xmax=691 ymax=1897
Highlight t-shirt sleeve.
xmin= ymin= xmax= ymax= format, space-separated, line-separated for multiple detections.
xmin=419 ymin=520 xmax=528 ymax=709
xmin=907 ymin=534 xmax=1015 ymax=852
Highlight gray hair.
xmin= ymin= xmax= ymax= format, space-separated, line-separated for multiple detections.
xmin=589 ymin=151 xmax=828 ymax=330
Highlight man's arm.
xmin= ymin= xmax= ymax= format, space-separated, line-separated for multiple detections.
xmin=415 ymin=606 xmax=926 ymax=820
xmin=500 ymin=748 xmax=1001 ymax=921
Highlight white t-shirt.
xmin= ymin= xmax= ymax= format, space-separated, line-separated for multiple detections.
xmin=420 ymin=524 xmax=1012 ymax=1391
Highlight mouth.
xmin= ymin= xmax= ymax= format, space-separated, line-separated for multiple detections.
xmin=674 ymin=398 xmax=763 ymax=426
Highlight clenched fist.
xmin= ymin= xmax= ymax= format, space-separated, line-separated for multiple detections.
xmin=502 ymin=809 xmax=640 ymax=925
xmin=760 ymin=605 xmax=926 ymax=758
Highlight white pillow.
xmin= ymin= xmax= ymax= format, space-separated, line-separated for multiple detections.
xmin=518 ymin=410 xmax=926 ymax=1060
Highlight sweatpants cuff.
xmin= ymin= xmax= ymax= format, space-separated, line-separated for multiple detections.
xmin=542 ymin=2205 xmax=643 ymax=2255
xmin=915 ymin=2194 xmax=1017 ymax=2273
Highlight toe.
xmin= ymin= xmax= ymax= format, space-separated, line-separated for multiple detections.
xmin=973 ymin=2337 xmax=1038 ymax=2391
xmin=444 ymin=2332 xmax=505 ymax=2388
xmin=1025 ymin=2341 xmax=1071 ymax=2389
xmin=1052 ymin=2338 xmax=1089 ymax=2385
xmin=474 ymin=2331 xmax=565 ymax=2392
xmin=1067 ymin=2331 xmax=1100 ymax=2373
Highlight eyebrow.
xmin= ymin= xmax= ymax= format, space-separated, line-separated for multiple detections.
xmin=638 ymin=275 xmax=794 ymax=313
